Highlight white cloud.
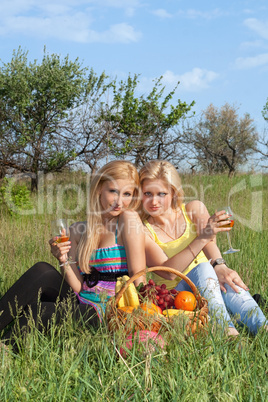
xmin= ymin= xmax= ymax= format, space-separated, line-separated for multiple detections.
xmin=137 ymin=68 xmax=219 ymax=94
xmin=162 ymin=68 xmax=219 ymax=91
xmin=0 ymin=0 xmax=88 ymax=16
xmin=177 ymin=8 xmax=226 ymax=20
xmin=0 ymin=0 xmax=35 ymax=15
xmin=244 ymin=18 xmax=268 ymax=40
xmin=242 ymin=9 xmax=255 ymax=15
xmin=234 ymin=53 xmax=268 ymax=69
xmin=0 ymin=0 xmax=142 ymax=43
xmin=240 ymin=40 xmax=266 ymax=50
xmin=0 ymin=13 xmax=91 ymax=42
xmin=152 ymin=9 xmax=172 ymax=19
xmin=236 ymin=19 xmax=268 ymax=70
xmin=38 ymin=4 xmax=74 ymax=15
xmin=87 ymin=0 xmax=140 ymax=7
xmin=86 ymin=0 xmax=142 ymax=16
xmin=93 ymin=23 xmax=142 ymax=43
xmin=0 ymin=14 xmax=141 ymax=43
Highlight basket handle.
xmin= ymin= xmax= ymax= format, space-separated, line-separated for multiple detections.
xmin=114 ymin=266 xmax=202 ymax=306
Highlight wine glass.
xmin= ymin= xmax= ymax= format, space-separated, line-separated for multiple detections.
xmin=51 ymin=219 xmax=75 ymax=266
xmin=218 ymin=206 xmax=240 ymax=254
xmin=51 ymin=219 xmax=70 ymax=243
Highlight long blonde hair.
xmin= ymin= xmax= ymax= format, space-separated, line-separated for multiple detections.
xmin=78 ymin=160 xmax=140 ymax=273
xmin=139 ymin=160 xmax=184 ymax=221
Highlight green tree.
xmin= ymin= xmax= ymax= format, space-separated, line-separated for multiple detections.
xmin=183 ymin=103 xmax=258 ymax=176
xmin=100 ymin=74 xmax=194 ymax=167
xmin=59 ymin=73 xmax=115 ymax=173
xmin=0 ymin=48 xmax=92 ymax=190
xmin=262 ymin=98 xmax=268 ymax=121
xmin=256 ymin=99 xmax=268 ymax=163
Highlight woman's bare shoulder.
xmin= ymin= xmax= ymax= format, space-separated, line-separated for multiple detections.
xmin=121 ymin=209 xmax=140 ymax=218
xmin=119 ymin=209 xmax=142 ymax=224
xmin=142 ymin=220 xmax=155 ymax=239
xmin=185 ymin=200 xmax=208 ymax=220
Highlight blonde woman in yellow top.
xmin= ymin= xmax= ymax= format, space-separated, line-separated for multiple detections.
xmin=139 ymin=160 xmax=267 ymax=336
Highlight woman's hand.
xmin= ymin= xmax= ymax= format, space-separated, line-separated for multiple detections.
xmin=48 ymin=237 xmax=71 ymax=265
xmin=199 ymin=210 xmax=232 ymax=239
xmin=213 ymin=264 xmax=249 ymax=293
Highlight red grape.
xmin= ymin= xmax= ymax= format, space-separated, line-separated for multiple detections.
xmin=162 ymin=289 xmax=169 ymax=295
xmin=138 ymin=281 xmax=178 ymax=309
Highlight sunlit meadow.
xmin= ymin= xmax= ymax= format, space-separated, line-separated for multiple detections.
xmin=0 ymin=172 xmax=267 ymax=401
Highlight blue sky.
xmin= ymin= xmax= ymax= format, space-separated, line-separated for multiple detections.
xmin=0 ymin=0 xmax=268 ymax=134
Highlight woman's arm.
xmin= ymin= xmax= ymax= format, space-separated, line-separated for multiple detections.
xmin=144 ymin=200 xmax=226 ymax=274
xmin=187 ymin=200 xmax=249 ymax=293
xmin=119 ymin=210 xmax=146 ymax=286
xmin=49 ymin=222 xmax=84 ymax=293
xmin=144 ymin=200 xmax=242 ymax=283
xmin=144 ymin=226 xmax=209 ymax=278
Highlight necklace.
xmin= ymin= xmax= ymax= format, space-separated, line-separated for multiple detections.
xmin=151 ymin=210 xmax=180 ymax=241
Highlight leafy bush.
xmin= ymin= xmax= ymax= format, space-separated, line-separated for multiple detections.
xmin=0 ymin=177 xmax=32 ymax=215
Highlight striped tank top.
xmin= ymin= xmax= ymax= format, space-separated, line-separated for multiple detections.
xmin=76 ymin=221 xmax=128 ymax=316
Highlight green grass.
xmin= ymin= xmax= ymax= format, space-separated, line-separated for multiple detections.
xmin=0 ymin=172 xmax=267 ymax=401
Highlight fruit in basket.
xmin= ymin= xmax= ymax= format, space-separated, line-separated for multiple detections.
xmin=139 ymin=281 xmax=157 ymax=302
xmin=118 ymin=306 xmax=136 ymax=314
xmin=150 ymin=303 xmax=163 ymax=315
xmin=115 ymin=276 xmax=140 ymax=308
xmin=122 ymin=275 xmax=140 ymax=307
xmin=139 ymin=280 xmax=177 ymax=311
xmin=140 ymin=303 xmax=162 ymax=315
xmin=115 ymin=278 xmax=126 ymax=308
xmin=174 ymin=291 xmax=197 ymax=311
xmin=162 ymin=309 xmax=193 ymax=316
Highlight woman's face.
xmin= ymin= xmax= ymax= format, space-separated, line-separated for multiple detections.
xmin=142 ymin=179 xmax=173 ymax=217
xmin=99 ymin=179 xmax=135 ymax=218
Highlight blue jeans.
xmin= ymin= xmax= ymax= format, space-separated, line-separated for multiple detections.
xmin=175 ymin=262 xmax=267 ymax=335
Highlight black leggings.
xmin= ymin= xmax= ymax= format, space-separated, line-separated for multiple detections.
xmin=0 ymin=262 xmax=99 ymax=343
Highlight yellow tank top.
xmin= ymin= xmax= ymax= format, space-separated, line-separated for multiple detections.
xmin=144 ymin=204 xmax=208 ymax=290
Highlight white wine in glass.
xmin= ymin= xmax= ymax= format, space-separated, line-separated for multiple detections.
xmin=219 ymin=206 xmax=240 ymax=254
xmin=51 ymin=219 xmax=70 ymax=243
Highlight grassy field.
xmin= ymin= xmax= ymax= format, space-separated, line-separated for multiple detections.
xmin=0 ymin=172 xmax=267 ymax=401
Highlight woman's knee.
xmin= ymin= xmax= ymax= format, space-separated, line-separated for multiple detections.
xmin=25 ymin=262 xmax=65 ymax=296
xmin=196 ymin=262 xmax=218 ymax=278
xmin=188 ymin=262 xmax=219 ymax=289
xmin=30 ymin=262 xmax=57 ymax=275
xmin=29 ymin=262 xmax=60 ymax=283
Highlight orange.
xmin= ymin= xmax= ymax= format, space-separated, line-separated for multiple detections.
xmin=118 ymin=306 xmax=135 ymax=314
xmin=174 ymin=291 xmax=197 ymax=311
xmin=150 ymin=303 xmax=163 ymax=315
xmin=140 ymin=303 xmax=158 ymax=316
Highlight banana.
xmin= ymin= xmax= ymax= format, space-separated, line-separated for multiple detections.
xmin=115 ymin=276 xmax=140 ymax=308
xmin=115 ymin=277 xmax=126 ymax=308
xmin=122 ymin=275 xmax=130 ymax=282
xmin=122 ymin=275 xmax=140 ymax=307
xmin=162 ymin=309 xmax=193 ymax=316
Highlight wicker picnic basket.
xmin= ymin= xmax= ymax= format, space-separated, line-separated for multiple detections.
xmin=105 ymin=266 xmax=209 ymax=337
